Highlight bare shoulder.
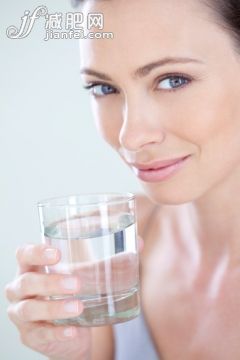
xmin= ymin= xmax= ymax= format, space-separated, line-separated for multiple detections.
xmin=91 ymin=325 xmax=115 ymax=360
xmin=135 ymin=193 xmax=156 ymax=238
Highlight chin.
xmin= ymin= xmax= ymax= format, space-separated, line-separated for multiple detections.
xmin=141 ymin=182 xmax=205 ymax=206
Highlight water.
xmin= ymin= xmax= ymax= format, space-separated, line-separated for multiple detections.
xmin=44 ymin=214 xmax=140 ymax=326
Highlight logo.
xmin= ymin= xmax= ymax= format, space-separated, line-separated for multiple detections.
xmin=87 ymin=13 xmax=104 ymax=30
xmin=6 ymin=6 xmax=48 ymax=39
xmin=6 ymin=6 xmax=113 ymax=41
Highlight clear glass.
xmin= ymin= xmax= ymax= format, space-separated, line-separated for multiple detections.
xmin=37 ymin=193 xmax=140 ymax=327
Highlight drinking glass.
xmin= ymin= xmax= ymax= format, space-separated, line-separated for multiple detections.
xmin=37 ymin=193 xmax=140 ymax=327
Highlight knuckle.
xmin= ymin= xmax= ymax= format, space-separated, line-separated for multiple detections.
xmin=18 ymin=273 xmax=30 ymax=295
xmin=15 ymin=245 xmax=27 ymax=263
xmin=4 ymin=283 xmax=13 ymax=301
xmin=20 ymin=330 xmax=30 ymax=347
xmin=7 ymin=305 xmax=15 ymax=322
xmin=17 ymin=300 xmax=32 ymax=322
xmin=19 ymin=326 xmax=44 ymax=352
xmin=16 ymin=244 xmax=38 ymax=266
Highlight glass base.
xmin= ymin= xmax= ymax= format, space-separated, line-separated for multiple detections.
xmin=53 ymin=286 xmax=140 ymax=327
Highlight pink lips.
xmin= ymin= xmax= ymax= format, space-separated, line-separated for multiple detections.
xmin=132 ymin=155 xmax=191 ymax=182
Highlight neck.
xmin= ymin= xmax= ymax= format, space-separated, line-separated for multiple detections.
xmin=185 ymin=167 xmax=240 ymax=267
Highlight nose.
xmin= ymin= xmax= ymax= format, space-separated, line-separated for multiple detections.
xmin=119 ymin=94 xmax=166 ymax=152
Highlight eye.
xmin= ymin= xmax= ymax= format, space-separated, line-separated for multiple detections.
xmin=83 ymin=82 xmax=117 ymax=97
xmin=157 ymin=75 xmax=191 ymax=91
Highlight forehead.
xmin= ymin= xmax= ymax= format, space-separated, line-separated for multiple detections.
xmin=79 ymin=0 xmax=231 ymax=72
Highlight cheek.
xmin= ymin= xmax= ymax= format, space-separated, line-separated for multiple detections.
xmin=198 ymin=89 xmax=240 ymax=160
xmin=142 ymin=82 xmax=240 ymax=204
xmin=184 ymin=78 xmax=240 ymax=187
xmin=175 ymin=76 xmax=240 ymax=155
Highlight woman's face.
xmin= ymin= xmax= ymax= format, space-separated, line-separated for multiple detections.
xmin=80 ymin=0 xmax=240 ymax=204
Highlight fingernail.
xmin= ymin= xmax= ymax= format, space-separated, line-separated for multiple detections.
xmin=64 ymin=300 xmax=80 ymax=313
xmin=61 ymin=277 xmax=79 ymax=290
xmin=44 ymin=248 xmax=58 ymax=260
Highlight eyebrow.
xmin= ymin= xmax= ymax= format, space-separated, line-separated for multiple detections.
xmin=80 ymin=56 xmax=204 ymax=81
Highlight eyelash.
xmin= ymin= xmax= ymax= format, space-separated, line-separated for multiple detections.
xmin=83 ymin=73 xmax=193 ymax=98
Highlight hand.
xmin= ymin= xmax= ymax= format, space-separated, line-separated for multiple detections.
xmin=5 ymin=236 xmax=143 ymax=359
xmin=5 ymin=244 xmax=91 ymax=360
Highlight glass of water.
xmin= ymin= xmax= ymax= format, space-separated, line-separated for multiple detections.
xmin=37 ymin=193 xmax=140 ymax=327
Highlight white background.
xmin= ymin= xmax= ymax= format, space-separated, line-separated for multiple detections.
xmin=1 ymin=1 xmax=141 ymax=358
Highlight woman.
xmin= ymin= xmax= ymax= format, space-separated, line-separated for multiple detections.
xmin=5 ymin=0 xmax=240 ymax=359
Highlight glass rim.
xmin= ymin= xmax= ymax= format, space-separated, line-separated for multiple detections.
xmin=37 ymin=192 xmax=135 ymax=208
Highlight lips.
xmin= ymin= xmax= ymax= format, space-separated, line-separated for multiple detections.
xmin=133 ymin=155 xmax=190 ymax=171
xmin=131 ymin=155 xmax=191 ymax=182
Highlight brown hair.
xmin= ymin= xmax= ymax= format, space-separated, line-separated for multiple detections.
xmin=202 ymin=0 xmax=240 ymax=50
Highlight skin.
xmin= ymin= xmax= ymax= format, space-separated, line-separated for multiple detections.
xmin=81 ymin=0 xmax=240 ymax=357
xmin=80 ymin=0 xmax=240 ymax=277
xmin=5 ymin=0 xmax=240 ymax=359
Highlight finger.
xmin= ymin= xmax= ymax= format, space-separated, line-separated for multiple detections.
xmin=5 ymin=273 xmax=81 ymax=303
xmin=8 ymin=298 xmax=83 ymax=324
xmin=20 ymin=323 xmax=81 ymax=349
xmin=16 ymin=244 xmax=60 ymax=274
xmin=19 ymin=323 xmax=90 ymax=356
